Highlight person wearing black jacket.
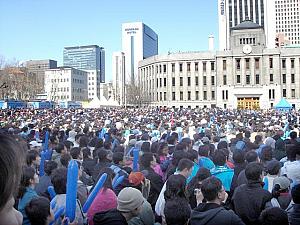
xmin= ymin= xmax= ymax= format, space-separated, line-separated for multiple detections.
xmin=92 ymin=149 xmax=112 ymax=182
xmin=190 ymin=176 xmax=245 ymax=225
xmin=140 ymin=152 xmax=164 ymax=210
xmin=232 ymin=162 xmax=272 ymax=225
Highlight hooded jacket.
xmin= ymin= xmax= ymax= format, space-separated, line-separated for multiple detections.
xmin=190 ymin=203 xmax=245 ymax=225
xmin=93 ymin=209 xmax=128 ymax=225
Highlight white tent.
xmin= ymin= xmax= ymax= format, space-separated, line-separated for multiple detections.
xmin=84 ymin=96 xmax=119 ymax=108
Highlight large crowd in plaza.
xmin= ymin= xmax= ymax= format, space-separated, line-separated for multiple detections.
xmin=0 ymin=107 xmax=300 ymax=225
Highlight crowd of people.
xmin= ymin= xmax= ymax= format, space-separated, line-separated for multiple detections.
xmin=0 ymin=107 xmax=300 ymax=225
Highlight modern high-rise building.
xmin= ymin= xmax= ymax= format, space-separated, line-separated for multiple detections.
xmin=63 ymin=45 xmax=105 ymax=99
xmin=122 ymin=22 xmax=158 ymax=84
xmin=26 ymin=59 xmax=57 ymax=92
xmin=275 ymin=0 xmax=300 ymax=46
xmin=112 ymin=52 xmax=126 ymax=106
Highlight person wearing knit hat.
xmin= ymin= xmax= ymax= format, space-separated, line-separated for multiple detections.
xmin=93 ymin=187 xmax=144 ymax=225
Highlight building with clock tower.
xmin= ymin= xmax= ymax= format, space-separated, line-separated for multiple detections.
xmin=136 ymin=20 xmax=300 ymax=110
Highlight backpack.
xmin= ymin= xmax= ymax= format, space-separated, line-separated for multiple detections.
xmin=235 ymin=140 xmax=246 ymax=151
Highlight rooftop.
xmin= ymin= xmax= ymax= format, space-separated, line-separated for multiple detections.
xmin=231 ymin=19 xmax=263 ymax=30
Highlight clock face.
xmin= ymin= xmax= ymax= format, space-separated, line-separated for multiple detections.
xmin=243 ymin=45 xmax=252 ymax=54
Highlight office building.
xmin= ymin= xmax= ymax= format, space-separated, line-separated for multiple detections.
xmin=63 ymin=45 xmax=105 ymax=99
xmin=122 ymin=22 xmax=158 ymax=84
xmin=26 ymin=59 xmax=57 ymax=91
xmin=275 ymin=0 xmax=300 ymax=46
xmin=44 ymin=67 xmax=88 ymax=102
xmin=139 ymin=20 xmax=300 ymax=109
xmin=112 ymin=52 xmax=126 ymax=106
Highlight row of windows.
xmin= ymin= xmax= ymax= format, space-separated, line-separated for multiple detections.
xmin=282 ymin=89 xmax=297 ymax=98
xmin=52 ymin=87 xmax=69 ymax=92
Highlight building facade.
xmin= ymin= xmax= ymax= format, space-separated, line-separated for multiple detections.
xmin=44 ymin=67 xmax=88 ymax=102
xmin=112 ymin=52 xmax=126 ymax=106
xmin=26 ymin=59 xmax=57 ymax=91
xmin=139 ymin=21 xmax=300 ymax=109
xmin=122 ymin=22 xmax=158 ymax=84
xmin=275 ymin=0 xmax=300 ymax=46
xmin=63 ymin=45 xmax=105 ymax=99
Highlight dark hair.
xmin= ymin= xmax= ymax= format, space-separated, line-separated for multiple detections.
xmin=233 ymin=150 xmax=245 ymax=164
xmin=291 ymin=184 xmax=300 ymax=204
xmin=157 ymin=142 xmax=168 ymax=156
xmin=79 ymin=136 xmax=89 ymax=148
xmin=212 ymin=150 xmax=226 ymax=166
xmin=164 ymin=197 xmax=191 ymax=225
xmin=164 ymin=174 xmax=187 ymax=201
xmin=266 ymin=160 xmax=281 ymax=175
xmin=63 ymin=140 xmax=74 ymax=151
xmin=289 ymin=131 xmax=297 ymax=140
xmin=60 ymin=153 xmax=71 ymax=168
xmin=0 ymin=134 xmax=25 ymax=210
xmin=245 ymin=150 xmax=258 ymax=163
xmin=177 ymin=158 xmax=194 ymax=172
xmin=167 ymin=136 xmax=176 ymax=145
xmin=25 ymin=197 xmax=50 ymax=225
xmin=141 ymin=142 xmax=151 ymax=152
xmin=200 ymin=176 xmax=223 ymax=201
xmin=44 ymin=160 xmax=58 ymax=176
xmin=18 ymin=166 xmax=36 ymax=199
xmin=150 ymin=141 xmax=159 ymax=154
xmin=103 ymin=141 xmax=111 ymax=150
xmin=97 ymin=149 xmax=110 ymax=162
xmin=244 ymin=130 xmax=251 ymax=138
xmin=198 ymin=145 xmax=210 ymax=157
xmin=112 ymin=152 xmax=124 ymax=165
xmin=54 ymin=143 xmax=65 ymax=154
xmin=245 ymin=162 xmax=264 ymax=181
xmin=82 ymin=147 xmax=91 ymax=159
xmin=140 ymin=152 xmax=154 ymax=169
xmin=70 ymin=147 xmax=81 ymax=159
xmin=259 ymin=207 xmax=289 ymax=225
xmin=26 ymin=150 xmax=39 ymax=166
xmin=217 ymin=141 xmax=228 ymax=150
xmin=187 ymin=150 xmax=198 ymax=162
xmin=261 ymin=146 xmax=273 ymax=162
xmin=51 ymin=168 xmax=67 ymax=194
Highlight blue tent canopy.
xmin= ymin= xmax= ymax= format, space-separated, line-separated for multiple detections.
xmin=274 ymin=98 xmax=292 ymax=110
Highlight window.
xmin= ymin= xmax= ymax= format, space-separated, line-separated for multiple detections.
xmin=160 ymin=92 xmax=162 ymax=101
xmin=291 ymin=58 xmax=295 ymax=68
xmin=159 ymin=65 xmax=162 ymax=73
xmin=203 ymin=62 xmax=206 ymax=72
xmin=212 ymin=91 xmax=215 ymax=100
xmin=222 ymin=90 xmax=225 ymax=100
xmin=172 ymin=63 xmax=175 ymax=72
xmin=212 ymin=76 xmax=215 ymax=85
xmin=156 ymin=78 xmax=159 ymax=87
xmin=282 ymin=59 xmax=286 ymax=68
xmin=188 ymin=91 xmax=191 ymax=100
xmin=269 ymin=58 xmax=273 ymax=69
xmin=195 ymin=91 xmax=199 ymax=100
xmin=237 ymin=75 xmax=241 ymax=83
xmin=255 ymin=58 xmax=260 ymax=69
xmin=226 ymin=90 xmax=228 ymax=100
xmin=179 ymin=63 xmax=183 ymax=72
xmin=282 ymin=74 xmax=286 ymax=84
xmin=195 ymin=76 xmax=199 ymax=86
xmin=246 ymin=58 xmax=250 ymax=70
xmin=172 ymin=77 xmax=175 ymax=86
xmin=283 ymin=89 xmax=286 ymax=97
xmin=188 ymin=77 xmax=191 ymax=86
xmin=160 ymin=78 xmax=162 ymax=87
xmin=291 ymin=89 xmax=295 ymax=98
xmin=203 ymin=91 xmax=207 ymax=100
xmin=164 ymin=92 xmax=167 ymax=101
xmin=203 ymin=76 xmax=207 ymax=85
xmin=246 ymin=75 xmax=250 ymax=84
xmin=223 ymin=75 xmax=227 ymax=85
xmin=211 ymin=62 xmax=215 ymax=71
xmin=172 ymin=92 xmax=176 ymax=100
xmin=256 ymin=74 xmax=260 ymax=84
xmin=195 ymin=62 xmax=199 ymax=72
xmin=180 ymin=92 xmax=183 ymax=100
xmin=270 ymin=74 xmax=274 ymax=83
xmin=163 ymin=64 xmax=167 ymax=73
xmin=236 ymin=59 xmax=241 ymax=70
xmin=291 ymin=74 xmax=295 ymax=83
xmin=180 ymin=77 xmax=183 ymax=86
xmin=164 ymin=78 xmax=167 ymax=86
xmin=223 ymin=60 xmax=226 ymax=70
xmin=187 ymin=63 xmax=191 ymax=72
